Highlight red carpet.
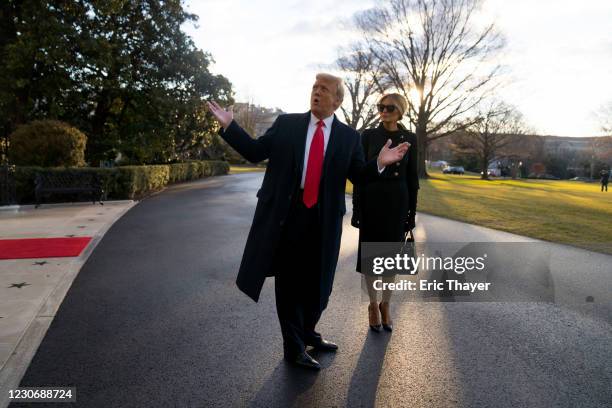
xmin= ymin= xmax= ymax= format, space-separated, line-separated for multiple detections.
xmin=0 ymin=237 xmax=93 ymax=260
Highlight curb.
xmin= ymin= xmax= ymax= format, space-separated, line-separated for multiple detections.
xmin=0 ymin=201 xmax=137 ymax=408
xmin=0 ymin=200 xmax=136 ymax=212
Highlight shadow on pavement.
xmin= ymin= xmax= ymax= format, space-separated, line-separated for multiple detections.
xmin=346 ymin=330 xmax=392 ymax=408
xmin=247 ymin=360 xmax=319 ymax=408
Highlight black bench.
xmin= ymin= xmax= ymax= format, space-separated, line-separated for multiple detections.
xmin=35 ymin=172 xmax=104 ymax=208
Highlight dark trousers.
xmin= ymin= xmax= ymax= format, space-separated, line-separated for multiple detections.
xmin=274 ymin=190 xmax=324 ymax=357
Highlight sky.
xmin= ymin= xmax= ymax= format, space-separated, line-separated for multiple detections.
xmin=183 ymin=0 xmax=612 ymax=137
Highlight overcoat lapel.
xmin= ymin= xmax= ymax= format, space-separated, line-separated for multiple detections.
xmin=322 ymin=115 xmax=341 ymax=177
xmin=293 ymin=111 xmax=311 ymax=179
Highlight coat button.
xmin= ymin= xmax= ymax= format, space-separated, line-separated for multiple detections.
xmin=280 ymin=220 xmax=285 ymax=226
xmin=396 ymin=162 xmax=400 ymax=167
xmin=288 ymin=194 xmax=292 ymax=200
xmin=394 ymin=172 xmax=399 ymax=176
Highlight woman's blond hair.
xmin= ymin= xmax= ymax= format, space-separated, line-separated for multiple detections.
xmin=378 ymin=93 xmax=407 ymax=118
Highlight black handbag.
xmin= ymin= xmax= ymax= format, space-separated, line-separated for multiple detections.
xmin=400 ymin=229 xmax=417 ymax=274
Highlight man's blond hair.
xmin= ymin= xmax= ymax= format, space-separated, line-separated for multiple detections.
xmin=316 ymin=73 xmax=344 ymax=103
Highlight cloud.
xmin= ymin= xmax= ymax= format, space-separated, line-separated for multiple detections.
xmin=285 ymin=19 xmax=342 ymax=36
xmin=184 ymin=0 xmax=612 ymax=135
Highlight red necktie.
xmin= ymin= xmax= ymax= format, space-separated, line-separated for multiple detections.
xmin=303 ymin=120 xmax=325 ymax=208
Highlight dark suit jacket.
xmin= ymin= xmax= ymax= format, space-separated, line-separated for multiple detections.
xmin=219 ymin=111 xmax=379 ymax=307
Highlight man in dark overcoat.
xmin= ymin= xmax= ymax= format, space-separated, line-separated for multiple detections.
xmin=207 ymin=73 xmax=409 ymax=369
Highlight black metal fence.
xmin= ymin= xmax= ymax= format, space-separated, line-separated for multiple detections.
xmin=0 ymin=164 xmax=17 ymax=206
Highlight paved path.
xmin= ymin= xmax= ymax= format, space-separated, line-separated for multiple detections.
xmin=10 ymin=173 xmax=612 ymax=407
xmin=0 ymin=201 xmax=135 ymax=407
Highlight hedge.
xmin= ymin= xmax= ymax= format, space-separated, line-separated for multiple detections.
xmin=14 ymin=160 xmax=229 ymax=204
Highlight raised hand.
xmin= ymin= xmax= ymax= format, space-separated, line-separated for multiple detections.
xmin=377 ymin=139 xmax=410 ymax=168
xmin=206 ymin=101 xmax=233 ymax=129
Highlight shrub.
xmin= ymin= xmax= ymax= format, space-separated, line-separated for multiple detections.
xmin=9 ymin=120 xmax=87 ymax=167
xmin=14 ymin=160 xmax=229 ymax=203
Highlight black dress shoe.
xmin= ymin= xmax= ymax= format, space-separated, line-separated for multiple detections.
xmin=308 ymin=338 xmax=338 ymax=352
xmin=285 ymin=351 xmax=321 ymax=370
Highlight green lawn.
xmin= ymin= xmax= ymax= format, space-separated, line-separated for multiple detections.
xmin=347 ymin=170 xmax=612 ymax=254
xmin=229 ymin=164 xmax=267 ymax=174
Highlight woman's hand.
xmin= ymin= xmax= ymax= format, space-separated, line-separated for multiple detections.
xmin=404 ymin=214 xmax=416 ymax=231
xmin=377 ymin=139 xmax=410 ymax=168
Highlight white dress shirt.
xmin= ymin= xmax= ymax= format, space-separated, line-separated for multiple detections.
xmin=299 ymin=113 xmax=385 ymax=188
xmin=300 ymin=113 xmax=334 ymax=188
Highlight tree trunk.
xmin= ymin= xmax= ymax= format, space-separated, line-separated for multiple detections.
xmin=416 ymin=120 xmax=428 ymax=179
xmin=481 ymin=155 xmax=489 ymax=180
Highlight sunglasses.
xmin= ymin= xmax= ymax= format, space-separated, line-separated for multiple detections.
xmin=377 ymin=104 xmax=396 ymax=113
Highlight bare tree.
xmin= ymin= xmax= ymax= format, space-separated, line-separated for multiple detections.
xmin=355 ymin=0 xmax=506 ymax=177
xmin=336 ymin=45 xmax=387 ymax=132
xmin=452 ymin=101 xmax=527 ymax=179
xmin=588 ymin=136 xmax=612 ymax=179
xmin=233 ymin=102 xmax=261 ymax=138
xmin=597 ymin=101 xmax=612 ymax=135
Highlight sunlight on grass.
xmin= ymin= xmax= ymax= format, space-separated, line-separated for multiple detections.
xmin=347 ymin=169 xmax=612 ymax=254
xmin=229 ymin=164 xmax=266 ymax=174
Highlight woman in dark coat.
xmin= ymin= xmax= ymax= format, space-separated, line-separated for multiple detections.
xmin=351 ymin=93 xmax=419 ymax=332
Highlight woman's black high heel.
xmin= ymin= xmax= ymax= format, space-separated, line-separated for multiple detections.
xmin=368 ymin=303 xmax=382 ymax=332
xmin=380 ymin=301 xmax=393 ymax=332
